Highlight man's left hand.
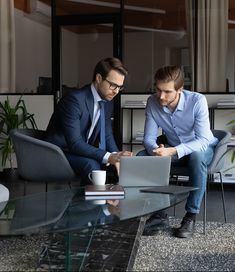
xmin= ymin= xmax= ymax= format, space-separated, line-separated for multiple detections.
xmin=153 ymin=146 xmax=177 ymax=157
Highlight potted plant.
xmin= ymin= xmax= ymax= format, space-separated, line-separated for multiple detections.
xmin=0 ymin=96 xmax=37 ymax=178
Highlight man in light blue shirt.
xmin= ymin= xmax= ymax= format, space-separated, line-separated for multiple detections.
xmin=141 ymin=66 xmax=218 ymax=238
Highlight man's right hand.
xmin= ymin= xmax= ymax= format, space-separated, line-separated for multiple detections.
xmin=108 ymin=151 xmax=133 ymax=165
xmin=108 ymin=151 xmax=132 ymax=176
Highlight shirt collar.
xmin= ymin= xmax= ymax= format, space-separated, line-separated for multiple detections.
xmin=91 ymin=83 xmax=102 ymax=103
xmin=161 ymin=90 xmax=185 ymax=113
xmin=176 ymin=90 xmax=185 ymax=111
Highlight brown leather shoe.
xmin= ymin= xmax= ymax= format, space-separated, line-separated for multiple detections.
xmin=174 ymin=217 xmax=195 ymax=238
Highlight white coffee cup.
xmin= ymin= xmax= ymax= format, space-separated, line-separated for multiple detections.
xmin=88 ymin=170 xmax=106 ymax=185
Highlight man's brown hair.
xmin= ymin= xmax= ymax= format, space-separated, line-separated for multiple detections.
xmin=154 ymin=66 xmax=184 ymax=90
xmin=93 ymin=57 xmax=128 ymax=81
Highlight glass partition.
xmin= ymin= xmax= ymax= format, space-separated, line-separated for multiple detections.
xmin=61 ymin=24 xmax=113 ymax=96
xmin=123 ymin=0 xmax=190 ymax=93
xmin=11 ymin=0 xmax=235 ymax=94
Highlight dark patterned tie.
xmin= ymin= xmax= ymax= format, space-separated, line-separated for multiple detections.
xmin=99 ymin=100 xmax=106 ymax=150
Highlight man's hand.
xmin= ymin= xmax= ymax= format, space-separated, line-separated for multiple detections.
xmin=153 ymin=144 xmax=177 ymax=157
xmin=107 ymin=199 xmax=119 ymax=206
xmin=108 ymin=151 xmax=133 ymax=175
xmin=108 ymin=151 xmax=133 ymax=164
xmin=107 ymin=200 xmax=120 ymax=216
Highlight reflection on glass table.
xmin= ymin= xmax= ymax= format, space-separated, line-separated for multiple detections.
xmin=0 ymin=187 xmax=189 ymax=271
xmin=0 ymin=187 xmax=188 ymax=236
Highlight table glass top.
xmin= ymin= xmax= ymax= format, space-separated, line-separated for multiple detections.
xmin=0 ymin=186 xmax=188 ymax=236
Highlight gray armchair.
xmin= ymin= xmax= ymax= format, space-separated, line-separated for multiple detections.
xmin=0 ymin=184 xmax=9 ymax=214
xmin=171 ymin=129 xmax=231 ymax=233
xmin=10 ymin=129 xmax=79 ymax=193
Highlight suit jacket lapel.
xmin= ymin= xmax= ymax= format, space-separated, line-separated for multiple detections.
xmin=85 ymin=86 xmax=94 ymax=123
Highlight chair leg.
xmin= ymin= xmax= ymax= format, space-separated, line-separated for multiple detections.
xmin=172 ymin=176 xmax=179 ymax=217
xmin=218 ymin=171 xmax=227 ymax=223
xmin=203 ymin=188 xmax=207 ymax=235
xmin=45 ymin=182 xmax=48 ymax=192
xmin=173 ymin=205 xmax=176 ymax=217
xmin=23 ymin=181 xmax=27 ymax=196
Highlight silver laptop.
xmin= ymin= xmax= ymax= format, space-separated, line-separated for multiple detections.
xmin=119 ymin=156 xmax=171 ymax=187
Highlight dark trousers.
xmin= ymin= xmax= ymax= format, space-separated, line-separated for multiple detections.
xmin=65 ymin=152 xmax=118 ymax=186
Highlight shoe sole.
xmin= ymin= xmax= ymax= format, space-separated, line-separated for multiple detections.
xmin=174 ymin=231 xmax=194 ymax=238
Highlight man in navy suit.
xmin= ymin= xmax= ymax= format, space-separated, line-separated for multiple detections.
xmin=45 ymin=57 xmax=132 ymax=184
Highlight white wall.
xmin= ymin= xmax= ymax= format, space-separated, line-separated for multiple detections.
xmin=61 ymin=28 xmax=79 ymax=88
xmin=15 ymin=9 xmax=51 ymax=92
xmin=77 ymin=32 xmax=112 ymax=87
xmin=227 ymin=29 xmax=235 ymax=92
xmin=124 ymin=31 xmax=188 ymax=93
xmin=15 ymin=9 xmax=80 ymax=93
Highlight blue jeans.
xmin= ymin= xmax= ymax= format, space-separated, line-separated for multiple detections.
xmin=137 ymin=146 xmax=215 ymax=214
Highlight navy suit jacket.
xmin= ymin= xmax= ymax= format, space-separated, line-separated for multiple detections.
xmin=45 ymin=84 xmax=119 ymax=163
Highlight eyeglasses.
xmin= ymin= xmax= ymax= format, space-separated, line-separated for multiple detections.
xmin=103 ymin=78 xmax=124 ymax=91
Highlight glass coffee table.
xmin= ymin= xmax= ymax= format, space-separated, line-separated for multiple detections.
xmin=0 ymin=186 xmax=189 ymax=270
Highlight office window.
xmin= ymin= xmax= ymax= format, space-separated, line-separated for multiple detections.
xmin=123 ymin=0 xmax=190 ymax=93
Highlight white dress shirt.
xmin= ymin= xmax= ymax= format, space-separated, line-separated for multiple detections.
xmin=88 ymin=84 xmax=111 ymax=164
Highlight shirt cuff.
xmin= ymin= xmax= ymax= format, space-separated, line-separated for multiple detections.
xmin=102 ymin=152 xmax=112 ymax=164
xmin=147 ymin=145 xmax=158 ymax=156
xmin=175 ymin=144 xmax=184 ymax=159
xmin=102 ymin=206 xmax=111 ymax=216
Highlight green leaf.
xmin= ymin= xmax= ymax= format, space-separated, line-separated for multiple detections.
xmin=227 ymin=119 xmax=235 ymax=163
xmin=227 ymin=119 xmax=235 ymax=125
xmin=232 ymin=150 xmax=235 ymax=163
xmin=0 ymin=96 xmax=38 ymax=167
